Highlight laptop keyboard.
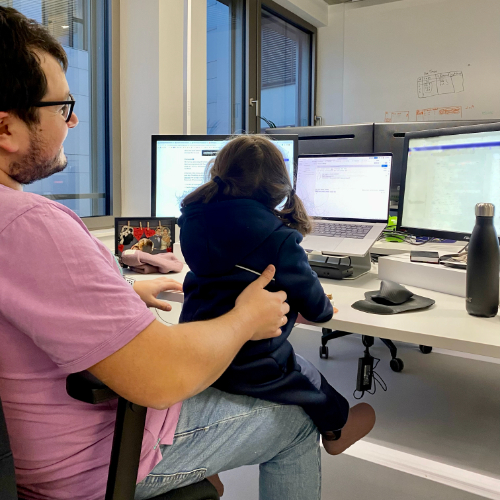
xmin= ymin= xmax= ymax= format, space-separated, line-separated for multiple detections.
xmin=311 ymin=222 xmax=373 ymax=239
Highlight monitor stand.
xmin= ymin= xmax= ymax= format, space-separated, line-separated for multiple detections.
xmin=308 ymin=252 xmax=372 ymax=280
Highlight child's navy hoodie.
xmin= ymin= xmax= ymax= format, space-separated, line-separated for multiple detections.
xmin=178 ymin=197 xmax=349 ymax=433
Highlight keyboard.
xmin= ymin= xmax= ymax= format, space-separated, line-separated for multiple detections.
xmin=311 ymin=222 xmax=373 ymax=239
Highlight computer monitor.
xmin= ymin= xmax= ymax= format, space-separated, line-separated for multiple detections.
xmin=151 ymin=134 xmax=298 ymax=217
xmin=296 ymin=154 xmax=392 ymax=222
xmin=398 ymin=123 xmax=500 ymax=241
xmin=267 ymin=124 xmax=374 ymax=156
xmin=374 ymin=120 xmax=498 ymax=191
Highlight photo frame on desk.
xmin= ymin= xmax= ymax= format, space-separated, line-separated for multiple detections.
xmin=115 ymin=218 xmax=176 ymax=257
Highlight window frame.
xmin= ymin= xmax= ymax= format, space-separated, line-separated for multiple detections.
xmin=206 ymin=0 xmax=246 ymax=135
xmin=82 ymin=0 xmax=121 ymax=230
xmin=246 ymin=0 xmax=317 ymax=133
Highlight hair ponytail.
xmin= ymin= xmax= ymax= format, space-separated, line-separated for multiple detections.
xmin=181 ymin=134 xmax=314 ymax=237
xmin=275 ymin=190 xmax=313 ymax=236
xmin=181 ymin=175 xmax=220 ymax=207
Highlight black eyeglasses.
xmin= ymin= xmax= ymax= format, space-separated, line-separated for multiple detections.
xmin=33 ymin=93 xmax=75 ymax=123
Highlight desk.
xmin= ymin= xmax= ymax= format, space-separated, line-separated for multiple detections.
xmin=304 ymin=267 xmax=500 ymax=359
xmin=129 ymin=250 xmax=500 ymax=360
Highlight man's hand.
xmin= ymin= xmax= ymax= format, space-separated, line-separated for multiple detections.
xmin=133 ymin=277 xmax=183 ymax=311
xmin=234 ymin=265 xmax=290 ymax=341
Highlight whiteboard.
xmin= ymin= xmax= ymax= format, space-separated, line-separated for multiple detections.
xmin=342 ymin=0 xmax=500 ymax=124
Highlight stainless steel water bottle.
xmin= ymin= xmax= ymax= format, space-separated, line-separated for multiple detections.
xmin=466 ymin=203 xmax=499 ymax=317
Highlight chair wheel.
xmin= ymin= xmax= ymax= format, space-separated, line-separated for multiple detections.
xmin=419 ymin=345 xmax=432 ymax=354
xmin=390 ymin=358 xmax=404 ymax=372
xmin=319 ymin=345 xmax=329 ymax=359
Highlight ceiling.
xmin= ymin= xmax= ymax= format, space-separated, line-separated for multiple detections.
xmin=323 ymin=0 xmax=361 ymax=4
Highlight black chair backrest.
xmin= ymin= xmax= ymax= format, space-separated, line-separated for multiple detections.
xmin=0 ymin=395 xmax=19 ymax=500
xmin=66 ymin=373 xmax=219 ymax=500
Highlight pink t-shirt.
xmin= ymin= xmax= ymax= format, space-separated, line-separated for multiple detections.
xmin=0 ymin=185 xmax=182 ymax=500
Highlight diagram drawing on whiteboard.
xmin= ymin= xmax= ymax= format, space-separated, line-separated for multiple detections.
xmin=416 ymin=106 xmax=462 ymax=121
xmin=417 ymin=71 xmax=464 ymax=98
xmin=385 ymin=111 xmax=410 ymax=122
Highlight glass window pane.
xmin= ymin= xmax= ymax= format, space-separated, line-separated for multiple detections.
xmin=260 ymin=8 xmax=312 ymax=129
xmin=0 ymin=0 xmax=109 ymax=217
xmin=206 ymin=0 xmax=244 ymax=134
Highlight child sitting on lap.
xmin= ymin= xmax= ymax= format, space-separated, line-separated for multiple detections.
xmin=178 ymin=135 xmax=375 ymax=454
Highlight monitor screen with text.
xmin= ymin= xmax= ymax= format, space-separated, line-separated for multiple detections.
xmin=401 ymin=129 xmax=500 ymax=234
xmin=295 ymin=155 xmax=392 ymax=221
xmin=153 ymin=137 xmax=296 ymax=217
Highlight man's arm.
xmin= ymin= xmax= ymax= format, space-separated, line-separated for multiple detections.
xmin=89 ymin=265 xmax=289 ymax=410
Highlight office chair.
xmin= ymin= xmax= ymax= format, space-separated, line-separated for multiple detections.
xmin=319 ymin=328 xmax=433 ymax=372
xmin=0 ymin=394 xmax=17 ymax=500
xmin=0 ymin=373 xmax=219 ymax=500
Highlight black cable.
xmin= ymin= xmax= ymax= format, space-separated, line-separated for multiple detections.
xmin=378 ymin=231 xmax=437 ymax=245
xmin=404 ymin=236 xmax=436 ymax=246
xmin=369 ymin=358 xmax=388 ymax=394
xmin=154 ymin=308 xmax=174 ymax=326
xmin=353 ymin=389 xmax=364 ymax=400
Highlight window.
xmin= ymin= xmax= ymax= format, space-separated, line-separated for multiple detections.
xmin=1 ymin=0 xmax=112 ymax=219
xmin=260 ymin=5 xmax=314 ymax=129
xmin=205 ymin=0 xmax=315 ymax=134
xmin=206 ymin=0 xmax=245 ymax=135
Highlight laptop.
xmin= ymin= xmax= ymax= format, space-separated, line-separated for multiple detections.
xmin=295 ymin=153 xmax=392 ymax=257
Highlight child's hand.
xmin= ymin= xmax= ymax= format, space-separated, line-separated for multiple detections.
xmin=326 ymin=293 xmax=337 ymax=312
xmin=133 ymin=277 xmax=183 ymax=311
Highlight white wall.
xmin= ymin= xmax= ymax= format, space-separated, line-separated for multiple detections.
xmin=120 ymin=0 xmax=207 ymax=216
xmin=271 ymin=0 xmax=328 ymax=27
xmin=316 ymin=0 xmax=500 ymax=125
xmin=316 ymin=3 xmax=345 ymax=125
xmin=120 ymin=0 xmax=160 ymax=217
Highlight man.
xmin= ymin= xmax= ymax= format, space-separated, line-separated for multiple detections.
xmin=0 ymin=7 xmax=321 ymax=500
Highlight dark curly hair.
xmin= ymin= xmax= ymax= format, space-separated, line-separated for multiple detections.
xmin=0 ymin=6 xmax=68 ymax=126
xmin=181 ymin=135 xmax=313 ymax=236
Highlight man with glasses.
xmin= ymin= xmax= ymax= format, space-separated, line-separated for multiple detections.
xmin=35 ymin=92 xmax=76 ymax=122
xmin=0 ymin=7 xmax=322 ymax=500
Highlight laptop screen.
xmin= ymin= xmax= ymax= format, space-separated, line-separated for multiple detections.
xmin=296 ymin=155 xmax=392 ymax=221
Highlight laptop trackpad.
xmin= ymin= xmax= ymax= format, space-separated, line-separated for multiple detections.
xmin=300 ymin=235 xmax=342 ymax=253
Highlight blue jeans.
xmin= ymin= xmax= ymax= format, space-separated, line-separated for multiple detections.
xmin=135 ymin=387 xmax=321 ymax=500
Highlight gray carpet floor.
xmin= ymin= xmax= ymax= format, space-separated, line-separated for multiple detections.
xmin=218 ymin=326 xmax=500 ymax=499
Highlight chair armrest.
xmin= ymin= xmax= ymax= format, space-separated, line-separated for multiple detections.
xmin=156 ymin=479 xmax=220 ymax=500
xmin=66 ymin=371 xmax=117 ymax=404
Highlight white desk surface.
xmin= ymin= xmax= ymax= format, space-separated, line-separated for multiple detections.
xmin=128 ymin=239 xmax=500 ymax=360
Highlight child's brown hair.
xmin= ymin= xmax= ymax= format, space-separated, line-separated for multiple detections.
xmin=181 ymin=135 xmax=313 ymax=236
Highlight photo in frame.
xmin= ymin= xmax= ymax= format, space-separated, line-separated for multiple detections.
xmin=115 ymin=218 xmax=176 ymax=257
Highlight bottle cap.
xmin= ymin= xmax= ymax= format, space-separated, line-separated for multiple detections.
xmin=476 ymin=203 xmax=495 ymax=217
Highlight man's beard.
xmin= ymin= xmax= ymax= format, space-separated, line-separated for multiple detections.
xmin=9 ymin=132 xmax=68 ymax=185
